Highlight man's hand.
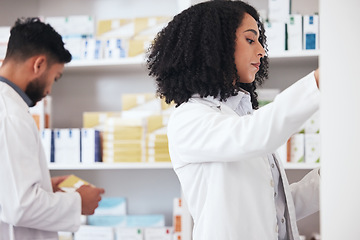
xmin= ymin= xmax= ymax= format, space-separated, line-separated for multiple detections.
xmin=51 ymin=175 xmax=69 ymax=192
xmin=76 ymin=185 xmax=105 ymax=215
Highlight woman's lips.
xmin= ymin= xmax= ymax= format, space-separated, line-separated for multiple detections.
xmin=251 ymin=63 xmax=260 ymax=70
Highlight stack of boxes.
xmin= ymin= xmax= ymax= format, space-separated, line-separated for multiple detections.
xmin=42 ymin=15 xmax=171 ymax=61
xmin=102 ymin=117 xmax=145 ymax=163
xmin=264 ymin=0 xmax=320 ymax=53
xmin=287 ymin=110 xmax=321 ymax=164
xmin=74 ymin=196 xmax=176 ymax=240
xmin=119 ymin=93 xmax=174 ymax=163
xmin=146 ymin=114 xmax=170 ymax=163
xmin=97 ymin=17 xmax=171 ymax=59
xmin=35 ymin=92 xmax=174 ymax=165
xmin=69 ymin=197 xmax=191 ymax=240
xmin=257 ymin=89 xmax=321 ymax=165
xmin=45 ymin=16 xmax=95 ymax=61
xmin=56 ymin=176 xmax=185 ymax=240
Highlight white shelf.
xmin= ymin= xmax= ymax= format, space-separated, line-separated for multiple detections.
xmin=283 ymin=162 xmax=320 ymax=170
xmin=63 ymin=50 xmax=319 ymax=71
xmin=49 ymin=162 xmax=319 ymax=170
xmin=48 ymin=162 xmax=173 ymax=170
xmin=64 ymin=55 xmax=147 ymax=72
xmin=268 ymin=50 xmax=320 ymax=59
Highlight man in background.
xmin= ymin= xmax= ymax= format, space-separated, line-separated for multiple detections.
xmin=0 ymin=17 xmax=104 ymax=240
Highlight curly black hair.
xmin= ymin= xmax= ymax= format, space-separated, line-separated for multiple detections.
xmin=5 ymin=17 xmax=71 ymax=65
xmin=147 ymin=1 xmax=268 ymax=109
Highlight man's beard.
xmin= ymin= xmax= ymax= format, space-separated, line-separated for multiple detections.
xmin=25 ymin=76 xmax=47 ymax=107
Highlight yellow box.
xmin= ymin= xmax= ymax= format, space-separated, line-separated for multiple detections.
xmin=58 ymin=175 xmax=91 ymax=192
xmin=147 ymin=154 xmax=171 ymax=162
xmin=83 ymin=112 xmax=121 ymax=128
xmin=103 ymin=155 xmax=143 ymax=163
xmin=122 ymin=93 xmax=157 ymax=111
xmin=96 ymin=18 xmax=133 ymax=37
xmin=103 ymin=140 xmax=143 ymax=150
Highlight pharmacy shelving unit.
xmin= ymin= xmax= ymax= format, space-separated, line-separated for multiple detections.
xmin=52 ymin=49 xmax=321 ymax=238
xmin=2 ymin=0 xmax=320 ymax=239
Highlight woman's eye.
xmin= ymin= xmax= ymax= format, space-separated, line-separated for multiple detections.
xmin=246 ymin=38 xmax=255 ymax=44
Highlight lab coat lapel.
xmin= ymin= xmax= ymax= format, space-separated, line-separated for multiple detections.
xmin=273 ymin=153 xmax=300 ymax=240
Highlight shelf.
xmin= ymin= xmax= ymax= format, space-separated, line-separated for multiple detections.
xmin=267 ymin=50 xmax=320 ymax=64
xmin=283 ymin=162 xmax=320 ymax=170
xmin=49 ymin=162 xmax=319 ymax=170
xmin=268 ymin=50 xmax=320 ymax=59
xmin=63 ymin=50 xmax=319 ymax=72
xmin=64 ymin=55 xmax=147 ymax=72
xmin=48 ymin=162 xmax=173 ymax=170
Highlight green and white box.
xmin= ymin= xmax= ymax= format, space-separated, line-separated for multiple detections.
xmin=305 ymin=133 xmax=321 ymax=163
xmin=290 ymin=134 xmax=305 ymax=163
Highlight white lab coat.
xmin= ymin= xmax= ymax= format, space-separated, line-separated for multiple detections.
xmin=167 ymin=72 xmax=320 ymax=240
xmin=0 ymin=82 xmax=81 ymax=240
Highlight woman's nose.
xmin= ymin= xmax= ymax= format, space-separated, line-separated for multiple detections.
xmin=257 ymin=43 xmax=265 ymax=57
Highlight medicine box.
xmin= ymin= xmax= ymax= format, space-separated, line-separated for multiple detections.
xmin=305 ymin=133 xmax=321 ymax=163
xmin=94 ymin=197 xmax=127 ymax=216
xmin=40 ymin=129 xmax=54 ymax=163
xmin=74 ymin=225 xmax=114 ymax=240
xmin=303 ymin=15 xmax=319 ymax=50
xmin=289 ymin=134 xmax=305 ymax=163
xmin=144 ymin=227 xmax=173 ymax=240
xmin=81 ymin=128 xmax=101 ymax=163
xmin=287 ymin=14 xmax=303 ymax=51
xmin=54 ymin=128 xmax=81 ymax=164
xmin=116 ymin=227 xmax=143 ymax=240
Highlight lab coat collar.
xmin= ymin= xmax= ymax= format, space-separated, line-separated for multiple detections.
xmin=0 ymin=76 xmax=33 ymax=107
xmin=191 ymin=90 xmax=250 ymax=111
xmin=0 ymin=81 xmax=30 ymax=111
xmin=190 ymin=94 xmax=221 ymax=109
xmin=222 ymin=91 xmax=249 ymax=111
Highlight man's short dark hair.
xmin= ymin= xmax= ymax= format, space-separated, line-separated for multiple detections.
xmin=4 ymin=17 xmax=72 ymax=64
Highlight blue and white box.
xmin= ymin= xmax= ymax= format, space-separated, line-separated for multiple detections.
xmin=81 ymin=128 xmax=101 ymax=163
xmin=303 ymin=15 xmax=319 ymax=50
xmin=126 ymin=215 xmax=165 ymax=228
xmin=83 ymin=38 xmax=103 ymax=60
xmin=88 ymin=215 xmax=165 ymax=228
xmin=87 ymin=215 xmax=126 ymax=227
xmin=54 ymin=128 xmax=81 ymax=164
xmin=94 ymin=197 xmax=127 ymax=216
xmin=104 ymin=38 xmax=127 ymax=59
xmin=40 ymin=129 xmax=54 ymax=163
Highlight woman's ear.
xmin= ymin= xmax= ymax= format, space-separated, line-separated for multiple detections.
xmin=33 ymin=55 xmax=47 ymax=75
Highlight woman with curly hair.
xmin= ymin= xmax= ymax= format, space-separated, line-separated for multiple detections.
xmin=147 ymin=1 xmax=320 ymax=239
